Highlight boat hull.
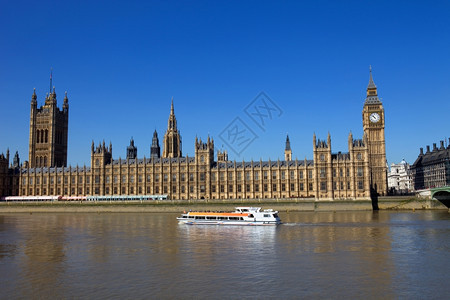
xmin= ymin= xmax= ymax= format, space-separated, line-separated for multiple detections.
xmin=177 ymin=218 xmax=280 ymax=226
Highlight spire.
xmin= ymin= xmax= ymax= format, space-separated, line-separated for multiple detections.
xmin=368 ymin=65 xmax=376 ymax=89
xmin=285 ymin=134 xmax=291 ymax=151
xmin=49 ymin=68 xmax=53 ymax=94
xmin=31 ymin=88 xmax=37 ymax=104
xmin=365 ymin=66 xmax=381 ymax=104
xmin=167 ymin=98 xmax=177 ymax=130
xmin=284 ymin=134 xmax=292 ymax=161
xmin=63 ymin=91 xmax=69 ymax=111
xmin=163 ymin=98 xmax=182 ymax=158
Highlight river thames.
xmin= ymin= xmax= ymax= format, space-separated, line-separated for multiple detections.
xmin=0 ymin=210 xmax=449 ymax=299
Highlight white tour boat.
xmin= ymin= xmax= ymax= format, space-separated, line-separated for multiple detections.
xmin=177 ymin=207 xmax=282 ymax=226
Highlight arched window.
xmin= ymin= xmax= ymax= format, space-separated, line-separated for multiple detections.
xmin=36 ymin=130 xmax=40 ymax=143
xmin=36 ymin=156 xmax=39 ymax=167
xmin=45 ymin=130 xmax=48 ymax=143
xmin=44 ymin=156 xmax=47 ymax=167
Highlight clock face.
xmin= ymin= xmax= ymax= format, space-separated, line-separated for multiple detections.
xmin=369 ymin=112 xmax=380 ymax=123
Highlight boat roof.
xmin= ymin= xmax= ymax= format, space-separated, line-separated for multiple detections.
xmin=188 ymin=212 xmax=250 ymax=217
xmin=184 ymin=207 xmax=279 ymax=216
xmin=235 ymin=207 xmax=260 ymax=211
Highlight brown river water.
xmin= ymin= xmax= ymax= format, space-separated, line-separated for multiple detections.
xmin=0 ymin=210 xmax=449 ymax=299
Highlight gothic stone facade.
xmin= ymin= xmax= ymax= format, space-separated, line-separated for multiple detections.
xmin=28 ymin=86 xmax=69 ymax=168
xmin=0 ymin=150 xmax=20 ymax=197
xmin=16 ymin=135 xmax=370 ymax=200
xmin=4 ymin=71 xmax=387 ymax=200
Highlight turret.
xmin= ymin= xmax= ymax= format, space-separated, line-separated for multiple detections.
xmin=195 ymin=135 xmax=214 ymax=165
xmin=348 ymin=131 xmax=353 ymax=150
xmin=127 ymin=137 xmax=137 ymax=159
xmin=150 ymin=130 xmax=161 ymax=160
xmin=284 ymin=134 xmax=292 ymax=161
xmin=63 ymin=91 xmax=69 ymax=112
xmin=217 ymin=149 xmax=228 ymax=162
xmin=313 ymin=133 xmax=316 ymax=150
xmin=31 ymin=88 xmax=37 ymax=107
xmin=91 ymin=140 xmax=112 ymax=166
xmin=13 ymin=151 xmax=20 ymax=168
xmin=327 ymin=132 xmax=331 ymax=148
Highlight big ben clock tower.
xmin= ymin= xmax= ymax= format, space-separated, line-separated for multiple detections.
xmin=362 ymin=67 xmax=387 ymax=196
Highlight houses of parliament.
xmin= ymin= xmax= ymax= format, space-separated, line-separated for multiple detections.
xmin=0 ymin=70 xmax=388 ymax=200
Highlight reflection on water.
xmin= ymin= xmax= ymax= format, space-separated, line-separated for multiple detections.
xmin=0 ymin=211 xmax=448 ymax=299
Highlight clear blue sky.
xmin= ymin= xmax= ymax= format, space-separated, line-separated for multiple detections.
xmin=1 ymin=0 xmax=449 ymax=167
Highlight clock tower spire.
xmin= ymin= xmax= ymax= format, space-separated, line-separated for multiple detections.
xmin=362 ymin=67 xmax=387 ymax=196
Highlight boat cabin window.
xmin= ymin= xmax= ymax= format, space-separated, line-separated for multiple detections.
xmin=264 ymin=214 xmax=270 ymax=218
xmin=248 ymin=214 xmax=254 ymax=218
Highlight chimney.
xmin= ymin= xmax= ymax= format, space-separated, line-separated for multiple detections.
xmin=426 ymin=145 xmax=430 ymax=153
xmin=420 ymin=148 xmax=423 ymax=155
xmin=440 ymin=140 xmax=445 ymax=150
xmin=433 ymin=143 xmax=437 ymax=151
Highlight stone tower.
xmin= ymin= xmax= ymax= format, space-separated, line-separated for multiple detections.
xmin=362 ymin=67 xmax=387 ymax=196
xmin=150 ymin=130 xmax=161 ymax=160
xmin=127 ymin=138 xmax=137 ymax=159
xmin=195 ymin=136 xmax=215 ymax=166
xmin=194 ymin=136 xmax=215 ymax=198
xmin=29 ymin=71 xmax=69 ymax=168
xmin=285 ymin=134 xmax=292 ymax=161
xmin=91 ymin=141 xmax=112 ymax=195
xmin=13 ymin=151 xmax=20 ymax=168
xmin=217 ymin=149 xmax=228 ymax=162
xmin=313 ymin=132 xmax=333 ymax=199
xmin=162 ymin=98 xmax=182 ymax=158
